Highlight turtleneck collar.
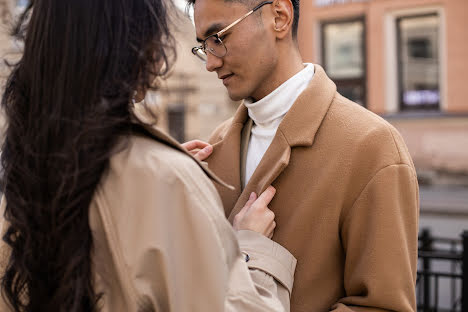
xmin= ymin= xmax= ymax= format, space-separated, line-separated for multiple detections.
xmin=244 ymin=63 xmax=315 ymax=127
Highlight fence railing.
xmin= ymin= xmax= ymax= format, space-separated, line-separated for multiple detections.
xmin=417 ymin=229 xmax=467 ymax=312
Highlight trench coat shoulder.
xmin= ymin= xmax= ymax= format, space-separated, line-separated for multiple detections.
xmin=90 ymin=134 xmax=296 ymax=312
xmin=94 ymin=133 xmax=236 ymax=256
xmin=90 ymin=134 xmax=238 ymax=311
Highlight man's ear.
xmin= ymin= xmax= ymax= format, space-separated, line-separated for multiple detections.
xmin=271 ymin=0 xmax=294 ymax=39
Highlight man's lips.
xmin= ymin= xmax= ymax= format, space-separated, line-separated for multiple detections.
xmin=219 ymin=73 xmax=234 ymax=85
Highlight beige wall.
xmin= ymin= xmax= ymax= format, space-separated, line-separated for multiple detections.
xmin=391 ymin=117 xmax=468 ymax=173
xmin=297 ymin=0 xmax=468 ymax=184
xmin=298 ymin=0 xmax=468 ymax=114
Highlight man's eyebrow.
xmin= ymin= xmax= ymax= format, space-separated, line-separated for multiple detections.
xmin=196 ymin=23 xmax=225 ymax=42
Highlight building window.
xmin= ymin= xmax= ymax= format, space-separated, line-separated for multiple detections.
xmin=397 ymin=14 xmax=440 ymax=111
xmin=167 ymin=104 xmax=185 ymax=143
xmin=322 ymin=17 xmax=366 ymax=106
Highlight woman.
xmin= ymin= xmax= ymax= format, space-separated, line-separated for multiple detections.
xmin=0 ymin=0 xmax=296 ymax=311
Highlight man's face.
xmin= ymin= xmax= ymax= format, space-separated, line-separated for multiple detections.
xmin=194 ymin=0 xmax=278 ymax=101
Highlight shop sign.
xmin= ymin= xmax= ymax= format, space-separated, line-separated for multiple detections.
xmin=315 ymin=0 xmax=369 ymax=7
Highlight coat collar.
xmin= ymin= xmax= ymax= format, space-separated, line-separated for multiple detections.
xmin=132 ymin=119 xmax=234 ymax=191
xmin=278 ymin=64 xmax=336 ymax=147
xmin=209 ymin=65 xmax=337 ymax=221
xmin=227 ymin=64 xmax=336 ymax=148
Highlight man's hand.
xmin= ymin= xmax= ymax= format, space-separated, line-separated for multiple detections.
xmin=233 ymin=186 xmax=277 ymax=238
xmin=181 ymin=140 xmax=213 ymax=161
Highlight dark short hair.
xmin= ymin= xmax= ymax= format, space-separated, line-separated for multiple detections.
xmin=187 ymin=0 xmax=300 ymax=38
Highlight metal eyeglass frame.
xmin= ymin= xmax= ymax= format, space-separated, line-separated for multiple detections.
xmin=192 ymin=1 xmax=273 ymax=62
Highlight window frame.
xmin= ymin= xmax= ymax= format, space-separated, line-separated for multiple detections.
xmin=384 ymin=6 xmax=446 ymax=115
xmin=321 ymin=16 xmax=367 ymax=107
xmin=396 ymin=12 xmax=441 ymax=111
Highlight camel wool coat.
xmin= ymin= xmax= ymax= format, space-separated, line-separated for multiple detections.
xmin=205 ymin=65 xmax=419 ymax=312
xmin=0 ymin=124 xmax=297 ymax=312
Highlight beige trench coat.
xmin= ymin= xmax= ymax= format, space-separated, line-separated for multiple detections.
xmin=0 ymin=124 xmax=297 ymax=311
xmin=205 ymin=65 xmax=420 ymax=312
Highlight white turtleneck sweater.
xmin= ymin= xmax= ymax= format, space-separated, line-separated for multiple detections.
xmin=243 ymin=63 xmax=315 ymax=187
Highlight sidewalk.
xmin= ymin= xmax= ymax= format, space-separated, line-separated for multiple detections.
xmin=419 ymin=185 xmax=468 ymax=217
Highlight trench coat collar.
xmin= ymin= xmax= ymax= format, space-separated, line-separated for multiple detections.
xmin=132 ymin=120 xmax=234 ymax=191
xmin=220 ymin=65 xmax=337 ymax=221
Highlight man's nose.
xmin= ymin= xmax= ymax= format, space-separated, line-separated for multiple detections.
xmin=205 ymin=52 xmax=223 ymax=72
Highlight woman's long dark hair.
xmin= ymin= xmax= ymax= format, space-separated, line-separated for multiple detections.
xmin=0 ymin=0 xmax=175 ymax=311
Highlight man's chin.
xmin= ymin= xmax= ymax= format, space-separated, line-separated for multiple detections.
xmin=226 ymin=87 xmax=246 ymax=102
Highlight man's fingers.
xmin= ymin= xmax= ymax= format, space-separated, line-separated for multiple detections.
xmin=181 ymin=140 xmax=211 ymax=152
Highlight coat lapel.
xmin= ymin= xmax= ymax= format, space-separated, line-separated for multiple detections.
xmin=239 ymin=119 xmax=253 ymax=190
xmin=203 ymin=105 xmax=249 ymax=216
xmin=227 ymin=130 xmax=291 ymax=222
xmin=227 ymin=65 xmax=337 ymax=222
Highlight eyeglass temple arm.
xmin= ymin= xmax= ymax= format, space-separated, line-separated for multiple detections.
xmin=218 ymin=1 xmax=274 ymax=36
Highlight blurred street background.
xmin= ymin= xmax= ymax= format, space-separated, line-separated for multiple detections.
xmin=0 ymin=0 xmax=467 ymax=310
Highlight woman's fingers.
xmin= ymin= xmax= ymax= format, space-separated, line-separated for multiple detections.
xmin=233 ymin=186 xmax=277 ymax=237
xmin=234 ymin=192 xmax=257 ymax=226
xmin=193 ymin=145 xmax=213 ymax=161
xmin=251 ymin=186 xmax=276 ymax=211
xmin=181 ymin=140 xmax=213 ymax=161
xmin=267 ymin=220 xmax=276 ymax=239
xmin=181 ymin=140 xmax=210 ymax=151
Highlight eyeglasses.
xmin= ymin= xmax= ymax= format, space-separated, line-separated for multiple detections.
xmin=192 ymin=1 xmax=273 ymax=63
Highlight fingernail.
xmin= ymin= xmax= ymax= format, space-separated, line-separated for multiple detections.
xmin=203 ymin=145 xmax=212 ymax=152
xmin=249 ymin=192 xmax=256 ymax=200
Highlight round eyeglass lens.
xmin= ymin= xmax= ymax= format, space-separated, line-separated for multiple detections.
xmin=204 ymin=36 xmax=227 ymax=58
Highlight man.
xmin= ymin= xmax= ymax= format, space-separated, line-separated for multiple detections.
xmin=185 ymin=0 xmax=419 ymax=310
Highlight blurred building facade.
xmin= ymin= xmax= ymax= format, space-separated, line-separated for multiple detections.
xmin=0 ymin=0 xmax=238 ymax=142
xmin=298 ymin=0 xmax=468 ymax=186
xmin=142 ymin=10 xmax=238 ymax=143
xmin=1 ymin=0 xmax=466 ymax=187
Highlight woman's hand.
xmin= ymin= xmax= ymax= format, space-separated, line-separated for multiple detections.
xmin=181 ymin=140 xmax=213 ymax=161
xmin=233 ymin=186 xmax=277 ymax=238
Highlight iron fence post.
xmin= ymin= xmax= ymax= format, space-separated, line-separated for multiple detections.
xmin=421 ymin=228 xmax=432 ymax=311
xmin=462 ymin=230 xmax=468 ymax=312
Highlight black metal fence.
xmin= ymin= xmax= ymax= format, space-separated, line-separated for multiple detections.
xmin=417 ymin=229 xmax=468 ymax=312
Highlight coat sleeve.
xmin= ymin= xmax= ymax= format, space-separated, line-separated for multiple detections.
xmin=234 ymin=230 xmax=297 ymax=312
xmin=100 ymin=148 xmax=296 ymax=312
xmin=333 ymin=164 xmax=419 ymax=312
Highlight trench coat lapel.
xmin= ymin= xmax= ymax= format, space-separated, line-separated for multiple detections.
xmin=133 ymin=121 xmax=234 ymax=191
xmin=227 ymin=65 xmax=337 ymax=222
